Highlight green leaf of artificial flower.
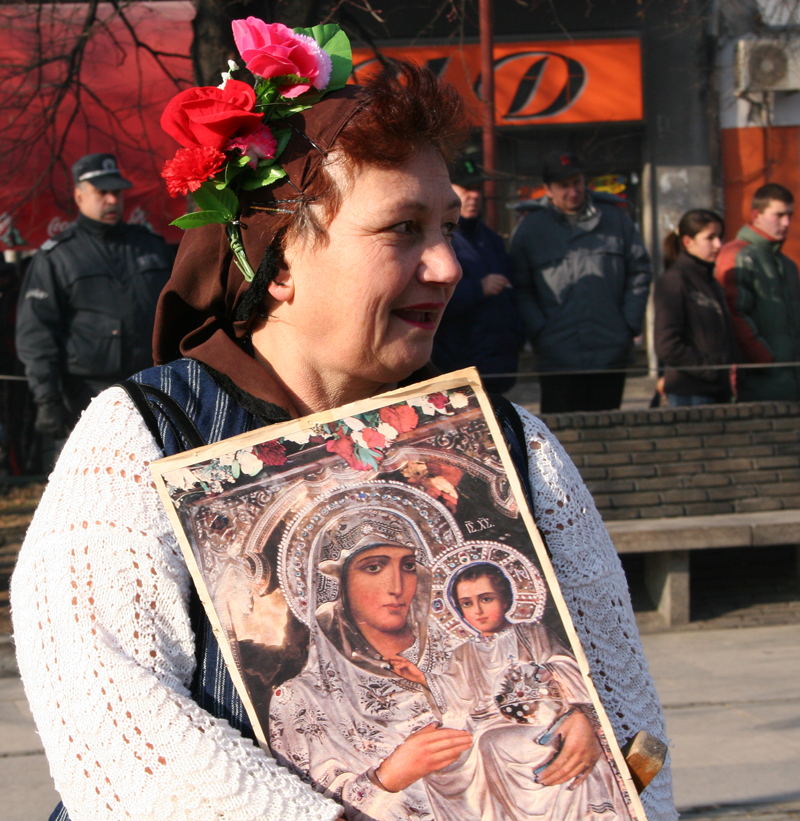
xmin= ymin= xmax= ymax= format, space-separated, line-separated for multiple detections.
xmin=231 ymin=460 xmax=240 ymax=480
xmin=297 ymin=24 xmax=352 ymax=90
xmin=191 ymin=183 xmax=238 ymax=218
xmin=170 ymin=210 xmax=231 ymax=229
xmin=273 ymin=101 xmax=314 ymax=118
xmin=272 ymin=73 xmax=311 ymax=88
xmin=271 ymin=127 xmax=292 ymax=161
xmin=240 ymin=165 xmax=287 ymax=191
xmin=216 ymin=159 xmax=248 ymax=189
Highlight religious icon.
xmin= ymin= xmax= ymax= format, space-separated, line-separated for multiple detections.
xmin=151 ymin=369 xmax=647 ymax=821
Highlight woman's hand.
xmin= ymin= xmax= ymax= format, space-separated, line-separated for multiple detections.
xmin=536 ymin=710 xmax=602 ymax=787
xmin=376 ymin=723 xmax=472 ymax=792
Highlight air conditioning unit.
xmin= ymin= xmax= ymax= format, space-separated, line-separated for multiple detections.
xmin=736 ymin=39 xmax=800 ymax=92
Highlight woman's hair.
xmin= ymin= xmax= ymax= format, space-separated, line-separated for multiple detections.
xmin=663 ymin=208 xmax=724 ymax=269
xmin=279 ymin=60 xmax=471 ymax=251
xmin=450 ymin=563 xmax=513 ymax=617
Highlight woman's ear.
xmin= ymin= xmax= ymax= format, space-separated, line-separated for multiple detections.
xmin=267 ymin=256 xmax=294 ymax=303
xmin=681 ymin=233 xmax=693 ymax=251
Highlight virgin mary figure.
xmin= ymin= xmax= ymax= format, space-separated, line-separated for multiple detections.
xmin=268 ymin=483 xmax=471 ymax=821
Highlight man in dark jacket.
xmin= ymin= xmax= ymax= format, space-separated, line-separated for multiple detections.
xmin=510 ymin=152 xmax=652 ymax=413
xmin=714 ymin=183 xmax=800 ymax=401
xmin=433 ymin=160 xmax=524 ymax=393
xmin=16 ymin=153 xmax=173 ymax=441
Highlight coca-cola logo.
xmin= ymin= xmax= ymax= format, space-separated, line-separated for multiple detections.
xmin=48 ymin=216 xmax=70 ymax=237
xmin=480 ymin=52 xmax=586 ymax=122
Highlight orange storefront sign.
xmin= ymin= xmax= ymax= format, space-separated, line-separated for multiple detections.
xmin=352 ymin=38 xmax=643 ymax=126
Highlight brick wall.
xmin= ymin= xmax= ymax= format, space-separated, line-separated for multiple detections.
xmin=541 ymin=402 xmax=800 ymax=521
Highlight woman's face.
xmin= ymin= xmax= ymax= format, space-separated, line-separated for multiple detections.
xmin=683 ymin=223 xmax=723 ymax=263
xmin=345 ymin=545 xmax=418 ymax=636
xmin=260 ymin=146 xmax=462 ymax=394
xmin=455 ymin=575 xmax=510 ymax=636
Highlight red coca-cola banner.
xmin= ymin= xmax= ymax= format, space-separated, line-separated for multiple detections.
xmin=0 ymin=2 xmax=195 ymax=251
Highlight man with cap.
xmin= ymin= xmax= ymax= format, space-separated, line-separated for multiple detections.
xmin=510 ymin=151 xmax=651 ymax=413
xmin=432 ymin=156 xmax=524 ymax=392
xmin=16 ymin=153 xmax=173 ymax=447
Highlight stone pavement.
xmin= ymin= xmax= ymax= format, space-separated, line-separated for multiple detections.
xmin=2 ymin=623 xmax=800 ymax=820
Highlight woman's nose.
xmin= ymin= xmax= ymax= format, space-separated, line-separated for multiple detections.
xmin=385 ymin=564 xmax=403 ymax=596
xmin=418 ymin=241 xmax=462 ymax=287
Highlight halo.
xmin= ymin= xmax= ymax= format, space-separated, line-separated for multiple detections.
xmin=277 ymin=480 xmax=463 ymax=626
xmin=429 ymin=542 xmax=547 ymax=640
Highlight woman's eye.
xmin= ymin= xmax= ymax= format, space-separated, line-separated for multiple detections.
xmin=390 ymin=221 xmax=415 ymax=235
xmin=443 ymin=221 xmax=458 ymax=238
xmin=362 ymin=562 xmax=384 ymax=573
xmin=481 ymin=596 xmax=495 ymax=604
xmin=402 ymin=560 xmax=417 ymax=572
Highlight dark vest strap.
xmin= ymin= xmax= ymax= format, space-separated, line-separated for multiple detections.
xmin=489 ymin=393 xmax=532 ymax=502
xmin=116 ymin=381 xmax=206 ymax=452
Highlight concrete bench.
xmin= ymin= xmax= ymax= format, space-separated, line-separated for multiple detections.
xmin=541 ymin=402 xmax=800 ymax=627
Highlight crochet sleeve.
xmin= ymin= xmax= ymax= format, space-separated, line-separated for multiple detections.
xmin=11 ymin=388 xmax=342 ymax=821
xmin=514 ymin=405 xmax=677 ymax=821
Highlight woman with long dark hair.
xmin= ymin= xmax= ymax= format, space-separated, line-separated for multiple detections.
xmin=654 ymin=209 xmax=738 ymax=406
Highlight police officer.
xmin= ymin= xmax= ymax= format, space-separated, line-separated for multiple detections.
xmin=16 ymin=153 xmax=173 ymax=444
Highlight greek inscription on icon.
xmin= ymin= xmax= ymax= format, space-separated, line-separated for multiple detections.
xmin=465 ymin=517 xmax=493 ymax=533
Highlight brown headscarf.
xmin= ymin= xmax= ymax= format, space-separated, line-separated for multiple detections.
xmin=152 ymin=85 xmax=366 ymax=414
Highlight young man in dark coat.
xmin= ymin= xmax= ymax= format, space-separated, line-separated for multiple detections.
xmin=16 ymin=153 xmax=173 ymax=442
xmin=432 ymin=160 xmax=524 ymax=393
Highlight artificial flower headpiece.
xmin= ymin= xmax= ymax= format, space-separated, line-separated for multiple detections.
xmin=160 ymin=19 xmax=353 ymax=282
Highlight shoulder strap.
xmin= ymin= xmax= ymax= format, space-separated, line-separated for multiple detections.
xmin=489 ymin=393 xmax=532 ymax=503
xmin=489 ymin=393 xmax=550 ymax=558
xmin=117 ymin=380 xmax=207 ymax=451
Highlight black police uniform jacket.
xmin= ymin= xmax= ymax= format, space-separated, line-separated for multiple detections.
xmin=16 ymin=214 xmax=173 ymax=409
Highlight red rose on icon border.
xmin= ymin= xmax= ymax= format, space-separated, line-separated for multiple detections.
xmin=160 ymin=79 xmax=263 ymax=150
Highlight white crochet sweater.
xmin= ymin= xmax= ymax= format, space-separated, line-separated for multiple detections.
xmin=12 ymin=388 xmax=676 ymax=821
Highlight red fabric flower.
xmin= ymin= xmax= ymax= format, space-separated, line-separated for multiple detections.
xmin=379 ymin=404 xmax=419 ymax=434
xmin=428 ymin=392 xmax=448 ymax=410
xmin=361 ymin=428 xmax=386 ymax=450
xmin=161 ymin=147 xmax=226 ymax=197
xmin=326 ymin=431 xmax=371 ymax=471
xmin=255 ymin=440 xmax=287 ymax=466
xmin=161 ymin=80 xmax=263 ymax=150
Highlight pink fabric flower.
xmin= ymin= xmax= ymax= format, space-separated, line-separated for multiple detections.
xmin=161 ymin=146 xmax=226 ymax=197
xmin=232 ymin=18 xmax=332 ymax=98
xmin=224 ymin=124 xmax=278 ymax=168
